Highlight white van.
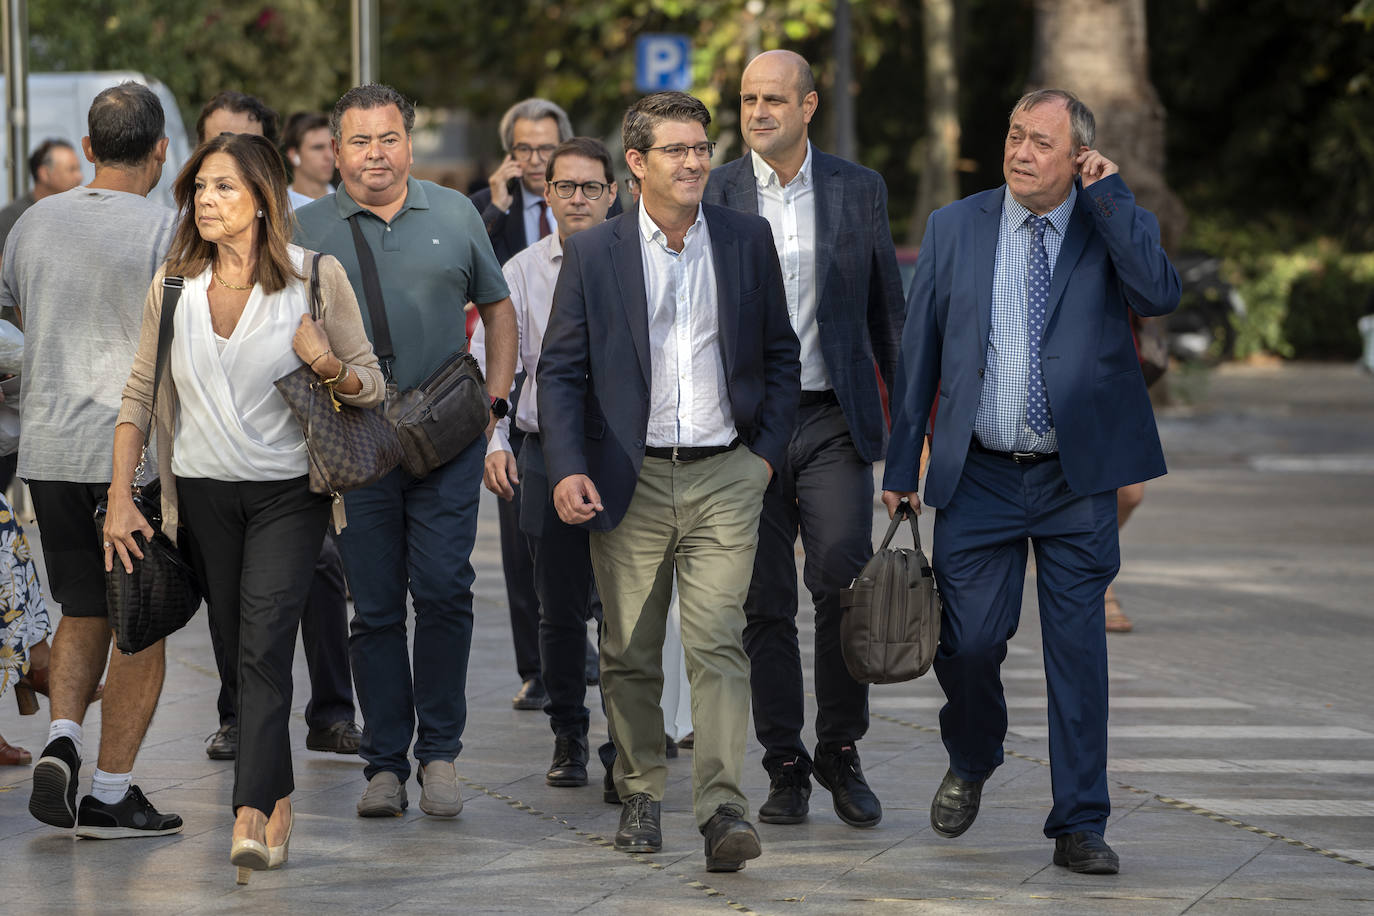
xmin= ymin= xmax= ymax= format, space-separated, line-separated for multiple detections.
xmin=0 ymin=71 xmax=192 ymax=210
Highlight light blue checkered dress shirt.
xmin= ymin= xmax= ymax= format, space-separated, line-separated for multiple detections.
xmin=973 ymin=186 xmax=1077 ymax=453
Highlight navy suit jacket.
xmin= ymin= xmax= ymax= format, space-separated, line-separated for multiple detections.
xmin=883 ymin=174 xmax=1181 ymax=507
xmin=703 ymin=148 xmax=905 ymax=464
xmin=537 ymin=202 xmax=802 ymax=531
xmin=470 ymin=181 xmax=624 ymax=266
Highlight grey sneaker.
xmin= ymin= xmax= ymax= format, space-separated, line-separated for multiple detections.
xmin=357 ymin=771 xmax=408 ymax=818
xmin=418 ymin=759 xmax=463 ymax=817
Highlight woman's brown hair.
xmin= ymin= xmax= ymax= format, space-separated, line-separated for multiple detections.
xmin=165 ymin=132 xmax=301 ymax=293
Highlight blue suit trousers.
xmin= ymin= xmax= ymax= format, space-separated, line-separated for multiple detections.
xmin=932 ymin=443 xmax=1119 ymax=837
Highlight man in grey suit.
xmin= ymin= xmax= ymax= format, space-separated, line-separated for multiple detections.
xmin=703 ymin=50 xmax=905 ymax=829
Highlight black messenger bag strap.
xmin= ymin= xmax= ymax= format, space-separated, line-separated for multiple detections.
xmin=347 ymin=213 xmax=395 ymax=382
xmin=148 ymin=276 xmax=184 ymax=439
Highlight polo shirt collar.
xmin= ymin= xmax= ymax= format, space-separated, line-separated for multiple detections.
xmin=333 ymin=175 xmax=430 ymax=221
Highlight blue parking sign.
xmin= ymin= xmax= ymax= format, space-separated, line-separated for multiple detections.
xmin=635 ymin=34 xmax=692 ymax=92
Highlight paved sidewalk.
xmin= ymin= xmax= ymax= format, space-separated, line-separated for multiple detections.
xmin=1 ymin=362 xmax=1372 ymax=914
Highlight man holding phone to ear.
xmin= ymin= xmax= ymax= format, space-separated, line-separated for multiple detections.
xmin=881 ymin=89 xmax=1179 ymax=875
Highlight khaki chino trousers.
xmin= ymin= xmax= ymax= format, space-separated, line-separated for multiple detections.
xmin=590 ymin=445 xmax=770 ymax=827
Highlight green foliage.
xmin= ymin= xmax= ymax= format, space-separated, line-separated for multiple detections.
xmin=28 ymin=0 xmax=348 ymax=142
xmin=1185 ymin=217 xmax=1374 ymax=360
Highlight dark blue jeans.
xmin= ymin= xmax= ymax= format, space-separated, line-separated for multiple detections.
xmin=336 ymin=436 xmax=484 ymax=782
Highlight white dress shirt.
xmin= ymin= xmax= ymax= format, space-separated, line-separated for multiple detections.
xmin=752 ymin=143 xmax=828 ymax=391
xmin=471 ymin=231 xmax=562 ymax=456
xmin=639 ymin=203 xmax=735 ymax=448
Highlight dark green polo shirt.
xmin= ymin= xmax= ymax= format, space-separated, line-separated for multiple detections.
xmin=294 ymin=177 xmax=509 ymax=391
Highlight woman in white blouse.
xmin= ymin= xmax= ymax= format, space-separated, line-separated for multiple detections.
xmin=104 ymin=132 xmax=384 ymax=883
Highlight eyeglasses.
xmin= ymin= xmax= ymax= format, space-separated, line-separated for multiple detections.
xmin=549 ymin=180 xmax=609 ymax=200
xmin=511 ymin=143 xmax=557 ymax=161
xmin=638 ymin=141 xmax=716 ymax=162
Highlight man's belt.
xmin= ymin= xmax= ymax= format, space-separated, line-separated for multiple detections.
xmin=972 ymin=439 xmax=1058 ymax=465
xmin=644 ymin=438 xmax=741 ymax=462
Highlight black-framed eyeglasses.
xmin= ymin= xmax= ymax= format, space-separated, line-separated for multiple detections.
xmin=549 ymin=180 xmax=609 ymax=200
xmin=512 ymin=143 xmax=557 ymax=161
xmin=637 ymin=141 xmax=716 ymax=162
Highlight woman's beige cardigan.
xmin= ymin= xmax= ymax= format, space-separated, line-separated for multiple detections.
xmin=115 ymin=251 xmax=385 ymax=541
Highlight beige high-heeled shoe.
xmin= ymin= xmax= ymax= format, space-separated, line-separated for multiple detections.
xmin=267 ymin=807 xmax=293 ymax=869
xmin=230 ymin=834 xmax=269 ymax=884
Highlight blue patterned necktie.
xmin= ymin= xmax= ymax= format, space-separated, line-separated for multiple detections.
xmin=1026 ymin=216 xmax=1052 ymax=435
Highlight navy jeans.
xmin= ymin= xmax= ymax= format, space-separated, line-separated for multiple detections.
xmin=336 ymin=435 xmax=484 ymax=782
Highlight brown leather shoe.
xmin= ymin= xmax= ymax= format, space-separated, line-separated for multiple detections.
xmin=0 ymin=737 xmax=31 ymax=766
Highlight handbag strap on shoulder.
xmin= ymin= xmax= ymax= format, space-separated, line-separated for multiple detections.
xmin=308 ymin=252 xmax=323 ymax=321
xmin=347 ymin=213 xmax=395 ymax=382
xmin=134 ymin=275 xmax=182 ymax=487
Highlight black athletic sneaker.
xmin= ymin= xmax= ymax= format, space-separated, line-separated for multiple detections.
xmin=74 ymin=785 xmax=184 ymax=839
xmin=29 ymin=736 xmax=81 ymax=828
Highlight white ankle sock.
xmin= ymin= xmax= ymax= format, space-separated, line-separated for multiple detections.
xmin=47 ymin=719 xmax=83 ymax=758
xmin=91 ymin=769 xmax=132 ymax=805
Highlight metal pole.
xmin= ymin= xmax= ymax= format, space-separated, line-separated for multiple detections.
xmin=351 ymin=0 xmax=380 ymax=87
xmin=831 ymin=0 xmax=855 ymax=161
xmin=2 ymin=0 xmax=28 ymax=202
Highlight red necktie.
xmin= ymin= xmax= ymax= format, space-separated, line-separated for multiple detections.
xmin=538 ymin=200 xmax=551 ymax=239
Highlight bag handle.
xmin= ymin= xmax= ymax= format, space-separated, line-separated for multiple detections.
xmin=308 ymin=252 xmax=323 ymax=321
xmin=347 ymin=214 xmax=395 ymax=382
xmin=133 ymin=276 xmax=183 ymax=486
xmin=877 ymin=499 xmax=924 ymax=553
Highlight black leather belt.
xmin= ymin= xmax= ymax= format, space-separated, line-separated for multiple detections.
xmin=972 ymin=439 xmax=1058 ymax=465
xmin=798 ymin=389 xmax=838 ymax=407
xmin=644 ymin=438 xmax=740 ymax=462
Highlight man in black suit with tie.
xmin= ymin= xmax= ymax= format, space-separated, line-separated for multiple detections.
xmin=538 ymin=91 xmax=800 ymax=872
xmin=704 ymin=50 xmax=905 ymax=829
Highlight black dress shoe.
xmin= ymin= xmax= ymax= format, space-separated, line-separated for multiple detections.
xmin=603 ymin=766 xmax=620 ymax=805
xmin=546 ymin=735 xmax=589 ymax=787
xmin=306 ymin=720 xmax=362 ymax=754
xmin=1053 ymin=831 xmax=1120 ymax=874
xmin=758 ymin=759 xmax=811 ymax=824
xmin=701 ymin=803 xmax=762 ymax=872
xmin=205 ymin=723 xmax=237 ymax=761
xmin=512 ymin=678 xmax=548 ymax=711
xmin=614 ymin=793 xmax=662 ymax=853
xmin=813 ymin=742 xmax=882 ymax=828
xmin=930 ymin=767 xmax=985 ymax=838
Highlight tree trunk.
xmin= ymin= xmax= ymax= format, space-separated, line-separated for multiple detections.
xmin=1029 ymin=0 xmax=1186 ymax=251
xmin=911 ymin=0 xmax=960 ymax=245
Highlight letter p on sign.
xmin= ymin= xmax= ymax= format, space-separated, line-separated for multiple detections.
xmin=635 ymin=34 xmax=692 ymax=93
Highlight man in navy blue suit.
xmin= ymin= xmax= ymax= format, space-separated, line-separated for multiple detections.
xmin=538 ymin=91 xmax=800 ymax=872
xmin=704 ymin=50 xmax=904 ymax=829
xmin=882 ymin=89 xmax=1180 ymax=875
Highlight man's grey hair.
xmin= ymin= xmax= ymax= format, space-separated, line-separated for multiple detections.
xmin=331 ymin=84 xmax=416 ymax=140
xmin=499 ymin=98 xmax=573 ymax=152
xmin=1010 ymin=88 xmax=1095 ymax=151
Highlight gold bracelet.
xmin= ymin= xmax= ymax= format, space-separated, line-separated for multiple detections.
xmin=324 ymin=360 xmax=349 ymax=387
xmin=309 ymin=349 xmax=332 ymax=368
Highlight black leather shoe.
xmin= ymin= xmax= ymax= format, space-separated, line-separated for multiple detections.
xmin=306 ymin=720 xmax=362 ymax=754
xmin=1053 ymin=831 xmax=1120 ymax=874
xmin=614 ymin=793 xmax=662 ymax=853
xmin=758 ymin=759 xmax=811 ymax=824
xmin=546 ymin=735 xmax=589 ymax=787
xmin=813 ymin=742 xmax=882 ymax=828
xmin=930 ymin=767 xmax=985 ymax=838
xmin=701 ymin=803 xmax=762 ymax=872
xmin=205 ymin=723 xmax=237 ymax=761
xmin=512 ymin=678 xmax=547 ymax=711
xmin=603 ymin=766 xmax=620 ymax=805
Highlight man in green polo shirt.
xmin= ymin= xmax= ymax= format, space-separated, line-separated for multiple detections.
xmin=295 ymin=83 xmax=517 ymax=820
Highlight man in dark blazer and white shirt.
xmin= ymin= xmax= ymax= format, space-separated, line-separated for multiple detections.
xmin=882 ymin=89 xmax=1180 ymax=875
xmin=703 ymin=50 xmax=904 ymax=830
xmin=538 ymin=91 xmax=800 ymax=872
